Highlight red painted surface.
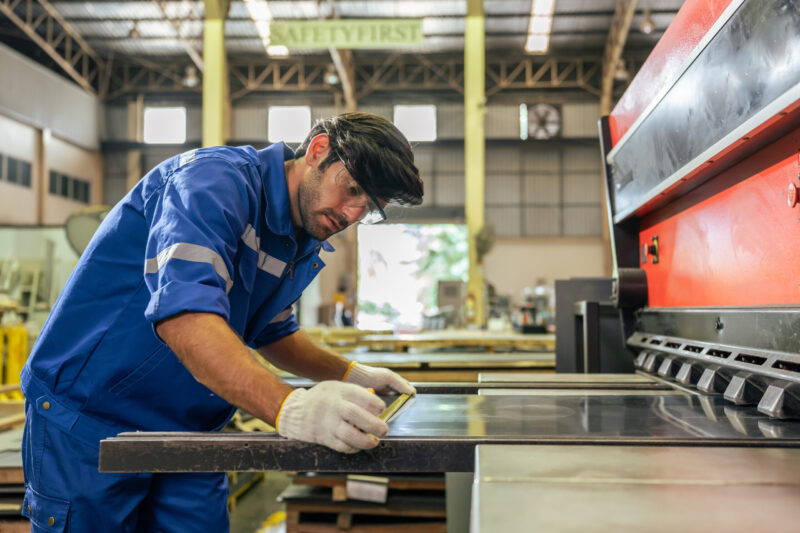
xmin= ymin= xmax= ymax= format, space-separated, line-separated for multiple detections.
xmin=608 ymin=0 xmax=734 ymax=144
xmin=640 ymin=127 xmax=800 ymax=307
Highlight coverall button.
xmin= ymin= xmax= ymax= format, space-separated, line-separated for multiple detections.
xmin=26 ymin=505 xmax=30 ymax=513
xmin=49 ymin=517 xmax=55 ymax=526
xmin=312 ymin=262 xmax=319 ymax=269
xmin=42 ymin=401 xmax=51 ymax=410
xmin=284 ymin=241 xmax=290 ymax=247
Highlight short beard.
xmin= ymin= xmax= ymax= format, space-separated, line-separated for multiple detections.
xmin=296 ymin=167 xmax=347 ymax=241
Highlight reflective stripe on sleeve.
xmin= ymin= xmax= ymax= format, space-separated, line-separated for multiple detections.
xmin=269 ymin=307 xmax=293 ymax=324
xmin=240 ymin=224 xmax=287 ymax=278
xmin=145 ymin=242 xmax=233 ymax=293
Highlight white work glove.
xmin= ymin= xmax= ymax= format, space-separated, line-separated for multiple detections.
xmin=276 ymin=381 xmax=388 ymax=454
xmin=343 ymin=362 xmax=416 ymax=395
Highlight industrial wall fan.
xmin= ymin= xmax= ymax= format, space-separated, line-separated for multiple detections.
xmin=527 ymin=103 xmax=561 ymax=139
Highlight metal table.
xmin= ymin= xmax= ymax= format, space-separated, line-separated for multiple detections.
xmin=349 ymin=351 xmax=555 ymax=369
xmin=471 ymin=444 xmax=800 ymax=532
xmin=478 ymin=372 xmax=655 ymax=384
xmin=100 ymin=391 xmax=800 ymax=473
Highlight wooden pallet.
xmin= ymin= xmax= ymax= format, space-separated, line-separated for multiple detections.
xmin=291 ymin=473 xmax=445 ymax=502
xmin=282 ymin=477 xmax=446 ymax=532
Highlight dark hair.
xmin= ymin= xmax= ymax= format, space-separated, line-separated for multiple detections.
xmin=295 ymin=112 xmax=423 ymax=206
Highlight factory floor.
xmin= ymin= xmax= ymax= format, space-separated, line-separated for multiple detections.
xmin=229 ymin=472 xmax=292 ymax=533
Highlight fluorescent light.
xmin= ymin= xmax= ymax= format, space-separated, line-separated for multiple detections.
xmin=519 ymin=104 xmax=528 ymax=140
xmin=525 ymin=0 xmax=556 ymax=54
xmin=244 ymin=0 xmax=272 ymax=21
xmin=529 ymin=15 xmax=552 ymax=34
xmin=244 ymin=0 xmax=278 ymax=56
xmin=525 ymin=34 xmax=549 ymax=53
xmin=267 ymin=45 xmax=289 ymax=56
xmin=532 ymin=0 xmax=555 ymax=16
xmin=254 ymin=20 xmax=270 ymax=36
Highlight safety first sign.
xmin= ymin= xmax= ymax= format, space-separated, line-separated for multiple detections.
xmin=269 ymin=19 xmax=423 ymax=49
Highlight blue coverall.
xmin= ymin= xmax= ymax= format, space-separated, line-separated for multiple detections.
xmin=21 ymin=142 xmax=332 ymax=531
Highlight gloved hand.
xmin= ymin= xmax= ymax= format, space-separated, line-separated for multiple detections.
xmin=276 ymin=381 xmax=388 ymax=454
xmin=343 ymin=362 xmax=416 ymax=395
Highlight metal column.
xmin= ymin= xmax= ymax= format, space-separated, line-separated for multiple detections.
xmin=202 ymin=0 xmax=229 ymax=147
xmin=464 ymin=0 xmax=485 ymax=326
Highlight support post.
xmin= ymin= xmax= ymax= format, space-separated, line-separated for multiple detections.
xmin=464 ymin=0 xmax=485 ymax=326
xmin=202 ymin=0 xmax=230 ymax=147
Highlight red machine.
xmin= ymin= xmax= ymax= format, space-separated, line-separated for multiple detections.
xmin=601 ymin=0 xmax=800 ymax=417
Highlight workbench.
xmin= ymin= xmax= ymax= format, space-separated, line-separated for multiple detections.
xmin=100 ymin=376 xmax=800 ymax=474
xmin=357 ymin=330 xmax=554 ymax=353
xmin=345 ymin=350 xmax=555 ymax=382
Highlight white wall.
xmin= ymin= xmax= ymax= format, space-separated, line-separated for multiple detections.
xmin=0 ymin=114 xmax=38 ymax=225
xmin=482 ymin=237 xmax=606 ymax=303
xmin=0 ymin=42 xmax=99 ymax=151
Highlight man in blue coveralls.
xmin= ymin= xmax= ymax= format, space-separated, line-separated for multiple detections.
xmin=20 ymin=112 xmax=423 ymax=532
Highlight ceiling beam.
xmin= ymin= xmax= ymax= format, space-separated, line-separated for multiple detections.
xmin=151 ymin=0 xmax=204 ymax=70
xmin=0 ymin=0 xmax=104 ymax=94
xmin=601 ymin=0 xmax=638 ymax=115
xmin=317 ymin=0 xmax=357 ymax=112
xmin=104 ymin=54 xmax=642 ymax=101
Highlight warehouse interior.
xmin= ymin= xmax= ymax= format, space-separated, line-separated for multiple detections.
xmin=0 ymin=0 xmax=799 ymax=531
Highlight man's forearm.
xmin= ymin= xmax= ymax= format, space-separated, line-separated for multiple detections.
xmin=257 ymin=329 xmax=351 ymax=382
xmin=156 ymin=312 xmax=293 ymax=425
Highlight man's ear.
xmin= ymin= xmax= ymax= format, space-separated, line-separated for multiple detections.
xmin=305 ymin=133 xmax=331 ymax=166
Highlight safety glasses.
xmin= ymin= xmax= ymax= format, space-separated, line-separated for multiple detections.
xmin=331 ymin=156 xmax=387 ymax=225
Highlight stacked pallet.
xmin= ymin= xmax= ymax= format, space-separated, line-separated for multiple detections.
xmin=279 ymin=473 xmax=446 ymax=532
xmin=0 ymin=427 xmax=26 ymax=532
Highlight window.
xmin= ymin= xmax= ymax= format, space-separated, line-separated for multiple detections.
xmin=19 ymin=160 xmax=31 ymax=187
xmin=48 ymin=170 xmax=91 ymax=204
xmin=393 ymin=105 xmax=437 ymax=142
xmin=5 ymin=157 xmax=32 ymax=188
xmin=143 ymin=106 xmax=187 ymax=144
xmin=268 ymin=106 xmax=311 ymax=143
xmin=357 ymin=224 xmax=467 ymax=331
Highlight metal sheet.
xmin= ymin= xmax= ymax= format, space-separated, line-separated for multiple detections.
xmin=387 ymin=394 xmax=800 ymax=440
xmin=472 ymin=445 xmax=800 ymax=532
xmin=478 ymin=372 xmax=656 ymax=384
xmin=477 ymin=389 xmax=683 ymax=396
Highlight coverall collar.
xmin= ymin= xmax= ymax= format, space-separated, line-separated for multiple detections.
xmin=257 ymin=142 xmax=334 ymax=253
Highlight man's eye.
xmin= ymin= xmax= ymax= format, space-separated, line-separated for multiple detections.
xmin=349 ymin=186 xmax=359 ymax=196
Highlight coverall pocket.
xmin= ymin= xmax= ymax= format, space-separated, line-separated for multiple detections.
xmin=22 ymin=486 xmax=70 ymax=532
xmin=108 ymin=344 xmax=170 ymax=396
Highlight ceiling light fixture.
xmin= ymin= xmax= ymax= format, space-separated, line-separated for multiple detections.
xmin=525 ymin=0 xmax=556 ymax=54
xmin=128 ymin=21 xmax=141 ymax=39
xmin=640 ymin=9 xmax=655 ymax=35
xmin=613 ymin=59 xmax=629 ymax=81
xmin=266 ymin=45 xmax=289 ymax=57
xmin=324 ymin=64 xmax=340 ymax=85
xmin=243 ymin=0 xmax=286 ymax=57
xmin=182 ymin=65 xmax=199 ymax=87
